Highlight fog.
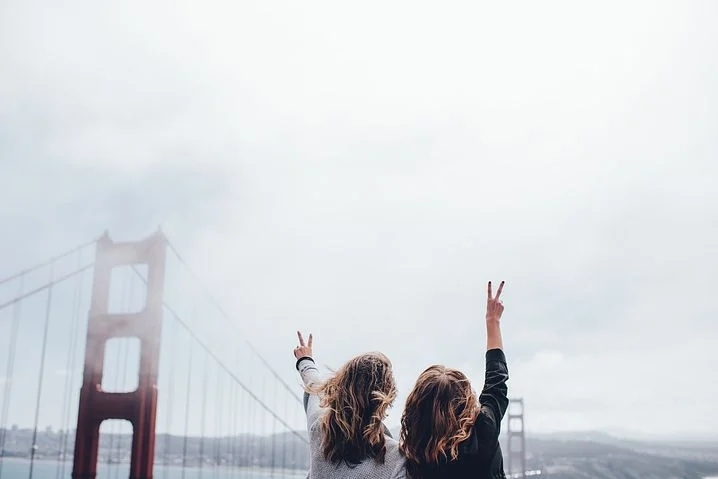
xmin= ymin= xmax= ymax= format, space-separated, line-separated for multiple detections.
xmin=1 ymin=0 xmax=717 ymax=440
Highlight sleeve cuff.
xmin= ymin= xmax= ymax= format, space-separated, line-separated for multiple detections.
xmin=295 ymin=356 xmax=315 ymax=370
xmin=486 ymin=348 xmax=506 ymax=363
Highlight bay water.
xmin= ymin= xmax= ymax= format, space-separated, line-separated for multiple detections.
xmin=0 ymin=458 xmax=306 ymax=479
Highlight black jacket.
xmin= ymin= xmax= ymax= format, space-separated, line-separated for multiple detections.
xmin=409 ymin=349 xmax=510 ymax=479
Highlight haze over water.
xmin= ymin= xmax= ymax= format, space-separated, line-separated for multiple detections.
xmin=0 ymin=459 xmax=305 ymax=479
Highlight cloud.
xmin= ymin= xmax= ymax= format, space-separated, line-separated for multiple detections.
xmin=493 ymin=337 xmax=718 ymax=438
xmin=1 ymin=0 xmax=717 ymax=438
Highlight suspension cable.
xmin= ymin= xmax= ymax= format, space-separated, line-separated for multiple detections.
xmin=163 ymin=319 xmax=178 ymax=479
xmin=269 ymin=375 xmax=276 ymax=477
xmin=58 ymin=254 xmax=86 ymax=479
xmin=229 ymin=369 xmax=237 ymax=470
xmin=164 ymin=239 xmax=303 ymax=404
xmin=28 ymin=263 xmax=56 ymax=479
xmin=131 ymin=266 xmax=308 ymax=444
xmin=0 ymin=277 xmax=24 ymax=479
xmin=199 ymin=354 xmax=210 ymax=479
xmin=235 ymin=350 xmax=243 ymax=471
xmin=180 ymin=338 xmax=194 ymax=478
xmin=56 ymin=249 xmax=84 ymax=479
xmin=248 ymin=371 xmax=258 ymax=475
xmin=283 ymin=380 xmax=289 ymax=472
xmin=213 ymin=369 xmax=222 ymax=479
xmin=0 ymin=264 xmax=94 ymax=313
xmin=0 ymin=237 xmax=96 ymax=288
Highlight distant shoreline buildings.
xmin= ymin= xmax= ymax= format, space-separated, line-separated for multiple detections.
xmin=0 ymin=426 xmax=310 ymax=470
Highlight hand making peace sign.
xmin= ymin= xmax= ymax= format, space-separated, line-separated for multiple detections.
xmin=486 ymin=280 xmax=505 ymax=323
xmin=294 ymin=331 xmax=314 ymax=359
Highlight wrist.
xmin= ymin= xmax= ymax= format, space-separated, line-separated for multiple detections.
xmin=295 ymin=356 xmax=314 ymax=370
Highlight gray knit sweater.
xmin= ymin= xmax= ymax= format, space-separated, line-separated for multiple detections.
xmin=296 ymin=357 xmax=406 ymax=479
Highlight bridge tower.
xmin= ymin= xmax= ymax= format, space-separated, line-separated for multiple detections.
xmin=72 ymin=231 xmax=167 ymax=479
xmin=506 ymin=397 xmax=526 ymax=478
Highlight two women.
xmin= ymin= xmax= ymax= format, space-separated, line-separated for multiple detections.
xmin=294 ymin=280 xmax=509 ymax=479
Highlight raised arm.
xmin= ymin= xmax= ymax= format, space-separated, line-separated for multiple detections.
xmin=293 ymin=331 xmax=324 ymax=428
xmin=479 ymin=281 xmax=509 ymax=429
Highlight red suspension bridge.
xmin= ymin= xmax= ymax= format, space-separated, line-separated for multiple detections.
xmin=0 ymin=231 xmax=532 ymax=479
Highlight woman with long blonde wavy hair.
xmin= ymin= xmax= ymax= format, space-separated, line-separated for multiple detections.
xmin=400 ymin=281 xmax=510 ymax=479
xmin=293 ymin=331 xmax=405 ymax=479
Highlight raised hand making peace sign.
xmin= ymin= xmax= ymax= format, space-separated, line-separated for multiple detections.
xmin=294 ymin=331 xmax=313 ymax=359
xmin=486 ymin=280 xmax=505 ymax=323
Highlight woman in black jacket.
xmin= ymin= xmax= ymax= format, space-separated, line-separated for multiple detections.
xmin=399 ymin=281 xmax=510 ymax=479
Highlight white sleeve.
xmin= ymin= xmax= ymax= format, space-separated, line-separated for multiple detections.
xmin=297 ymin=357 xmax=324 ymax=428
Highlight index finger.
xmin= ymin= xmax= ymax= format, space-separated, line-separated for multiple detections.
xmin=308 ymin=333 xmax=313 ymax=348
xmin=487 ymin=281 xmax=493 ymax=299
xmin=495 ymin=281 xmax=505 ymax=300
xmin=297 ymin=331 xmax=305 ymax=346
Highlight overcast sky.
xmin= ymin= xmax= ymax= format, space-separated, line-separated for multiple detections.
xmin=1 ymin=0 xmax=717 ymax=442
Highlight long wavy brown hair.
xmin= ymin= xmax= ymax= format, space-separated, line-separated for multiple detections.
xmin=399 ymin=365 xmax=480 ymax=478
xmin=309 ymin=352 xmax=397 ymax=466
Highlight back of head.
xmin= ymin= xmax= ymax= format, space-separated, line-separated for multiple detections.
xmin=400 ymin=365 xmax=479 ymax=478
xmin=315 ymin=351 xmax=397 ymax=466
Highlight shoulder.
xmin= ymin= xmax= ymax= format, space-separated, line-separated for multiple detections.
xmin=477 ymin=404 xmax=500 ymax=428
xmin=383 ymin=436 xmax=407 ymax=477
xmin=460 ymin=410 xmax=501 ymax=456
xmin=308 ymin=413 xmax=325 ymax=443
xmin=385 ymin=434 xmax=399 ymax=448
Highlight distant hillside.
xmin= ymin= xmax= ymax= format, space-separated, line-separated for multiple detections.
xmin=394 ymin=427 xmax=718 ymax=479
xmin=499 ymin=431 xmax=718 ymax=479
xmin=3 ymin=427 xmax=717 ymax=478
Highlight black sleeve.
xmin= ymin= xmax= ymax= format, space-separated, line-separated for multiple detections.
xmin=478 ymin=348 xmax=509 ymax=433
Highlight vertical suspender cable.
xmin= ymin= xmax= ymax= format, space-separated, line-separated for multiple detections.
xmin=198 ymin=354 xmax=210 ymax=479
xmin=232 ymin=350 xmax=241 ymax=472
xmin=250 ymin=375 xmax=258 ymax=478
xmin=236 ymin=352 xmax=246 ymax=478
xmin=163 ymin=319 xmax=178 ymax=479
xmin=224 ymin=371 xmax=230 ymax=479
xmin=229 ymin=372 xmax=239 ymax=477
xmin=213 ymin=369 xmax=221 ymax=479
xmin=292 ymin=393 xmax=298 ymax=472
xmin=226 ymin=375 xmax=233 ymax=471
xmin=180 ymin=337 xmax=194 ymax=479
xmin=56 ymin=250 xmax=85 ymax=479
xmin=283 ymin=386 xmax=289 ymax=472
xmin=295 ymin=392 xmax=302 ymax=471
xmin=261 ymin=375 xmax=269 ymax=475
xmin=28 ymin=263 xmax=55 ymax=479
xmin=60 ymin=261 xmax=86 ymax=478
xmin=0 ymin=277 xmax=24 ymax=479
xmin=270 ymin=375 xmax=276 ymax=478
xmin=220 ymin=369 xmax=226 ymax=478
